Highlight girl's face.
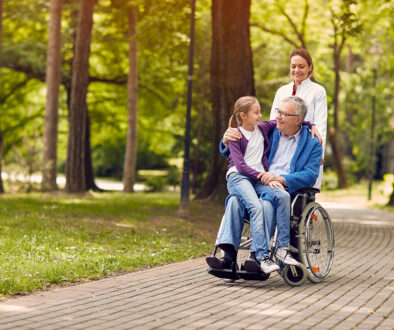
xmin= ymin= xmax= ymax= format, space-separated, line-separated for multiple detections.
xmin=240 ymin=102 xmax=262 ymax=128
xmin=290 ymin=55 xmax=312 ymax=85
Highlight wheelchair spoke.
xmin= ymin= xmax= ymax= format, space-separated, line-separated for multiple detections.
xmin=297 ymin=202 xmax=335 ymax=282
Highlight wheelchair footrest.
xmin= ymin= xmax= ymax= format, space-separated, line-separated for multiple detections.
xmin=207 ymin=267 xmax=240 ymax=280
xmin=237 ymin=270 xmax=270 ymax=281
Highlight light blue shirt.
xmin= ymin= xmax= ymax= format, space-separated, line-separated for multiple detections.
xmin=269 ymin=128 xmax=302 ymax=176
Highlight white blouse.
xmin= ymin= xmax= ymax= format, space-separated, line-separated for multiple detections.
xmin=269 ymin=78 xmax=327 ymax=150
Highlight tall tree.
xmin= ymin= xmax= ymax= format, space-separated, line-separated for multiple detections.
xmin=122 ymin=5 xmax=138 ymax=193
xmin=0 ymin=0 xmax=4 ymax=193
xmin=327 ymin=0 xmax=361 ymax=189
xmin=65 ymin=0 xmax=96 ymax=193
xmin=196 ymin=0 xmax=255 ymax=202
xmin=42 ymin=0 xmax=64 ymax=191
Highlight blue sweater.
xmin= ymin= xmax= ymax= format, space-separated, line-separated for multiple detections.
xmin=268 ymin=126 xmax=322 ymax=194
xmin=221 ymin=125 xmax=322 ymax=195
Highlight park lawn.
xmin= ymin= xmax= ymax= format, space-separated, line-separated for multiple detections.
xmin=0 ymin=192 xmax=224 ymax=297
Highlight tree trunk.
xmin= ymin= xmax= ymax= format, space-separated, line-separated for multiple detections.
xmin=196 ymin=0 xmax=255 ymax=203
xmin=0 ymin=0 xmax=4 ymax=193
xmin=122 ymin=7 xmax=138 ymax=193
xmin=84 ymin=110 xmax=100 ymax=191
xmin=0 ymin=129 xmax=3 ymax=193
xmin=329 ymin=52 xmax=348 ymax=188
xmin=42 ymin=0 xmax=64 ymax=191
xmin=65 ymin=0 xmax=96 ymax=193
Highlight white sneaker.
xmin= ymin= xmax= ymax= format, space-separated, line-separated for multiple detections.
xmin=260 ymin=257 xmax=280 ymax=273
xmin=275 ymin=247 xmax=299 ymax=266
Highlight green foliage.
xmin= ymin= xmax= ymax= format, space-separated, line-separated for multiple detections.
xmin=144 ymin=166 xmax=180 ymax=192
xmin=321 ymin=168 xmax=339 ymax=191
xmin=0 ymin=0 xmax=392 ymax=188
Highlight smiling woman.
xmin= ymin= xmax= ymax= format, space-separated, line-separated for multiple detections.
xmin=270 ymin=48 xmax=328 ymax=188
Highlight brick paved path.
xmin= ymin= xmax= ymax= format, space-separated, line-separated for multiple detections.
xmin=0 ymin=204 xmax=393 ymax=329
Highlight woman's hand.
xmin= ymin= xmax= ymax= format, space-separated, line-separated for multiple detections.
xmin=311 ymin=126 xmax=322 ymax=145
xmin=223 ymin=127 xmax=242 ymax=144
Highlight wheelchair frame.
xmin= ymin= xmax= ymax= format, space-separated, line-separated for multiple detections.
xmin=207 ymin=188 xmax=335 ymax=287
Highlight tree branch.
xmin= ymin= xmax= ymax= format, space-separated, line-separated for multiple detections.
xmin=250 ymin=22 xmax=301 ymax=49
xmin=0 ymin=79 xmax=31 ymax=103
xmin=301 ymin=0 xmax=309 ymax=37
xmin=276 ymin=4 xmax=307 ymax=49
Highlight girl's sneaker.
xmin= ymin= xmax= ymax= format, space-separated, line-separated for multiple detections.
xmin=275 ymin=247 xmax=299 ymax=266
xmin=260 ymin=257 xmax=280 ymax=273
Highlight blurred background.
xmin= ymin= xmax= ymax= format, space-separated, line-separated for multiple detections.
xmin=0 ymin=0 xmax=392 ymax=204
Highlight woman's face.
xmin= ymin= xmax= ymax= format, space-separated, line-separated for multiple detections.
xmin=290 ymin=55 xmax=312 ymax=85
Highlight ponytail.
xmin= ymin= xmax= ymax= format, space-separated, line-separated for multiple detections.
xmin=228 ymin=115 xmax=238 ymax=128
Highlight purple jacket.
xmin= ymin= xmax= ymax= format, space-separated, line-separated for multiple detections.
xmin=227 ymin=120 xmax=313 ymax=181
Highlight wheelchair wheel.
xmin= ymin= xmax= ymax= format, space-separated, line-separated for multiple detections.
xmin=282 ymin=263 xmax=308 ymax=287
xmin=298 ymin=202 xmax=335 ymax=283
xmin=237 ymin=220 xmax=252 ymax=266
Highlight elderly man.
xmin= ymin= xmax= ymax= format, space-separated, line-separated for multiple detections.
xmin=206 ymin=96 xmax=323 ymax=274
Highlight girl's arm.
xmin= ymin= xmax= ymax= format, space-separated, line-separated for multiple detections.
xmin=228 ymin=141 xmax=261 ymax=181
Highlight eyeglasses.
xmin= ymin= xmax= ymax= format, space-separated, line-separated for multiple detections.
xmin=275 ymin=108 xmax=300 ymax=118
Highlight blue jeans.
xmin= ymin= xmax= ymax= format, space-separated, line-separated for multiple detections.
xmin=227 ymin=173 xmax=269 ymax=259
xmin=216 ymin=192 xmax=275 ymax=260
xmin=254 ymin=184 xmax=291 ymax=249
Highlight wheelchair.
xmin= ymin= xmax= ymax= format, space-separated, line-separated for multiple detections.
xmin=207 ymin=188 xmax=335 ymax=287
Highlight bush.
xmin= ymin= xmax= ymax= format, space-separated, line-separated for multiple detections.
xmin=145 ymin=176 xmax=167 ymax=192
xmin=322 ymin=169 xmax=338 ymax=191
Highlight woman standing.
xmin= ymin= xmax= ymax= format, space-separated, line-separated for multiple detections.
xmin=270 ymin=48 xmax=327 ymax=187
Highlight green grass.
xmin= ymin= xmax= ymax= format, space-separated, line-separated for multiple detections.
xmin=0 ymin=192 xmax=223 ymax=296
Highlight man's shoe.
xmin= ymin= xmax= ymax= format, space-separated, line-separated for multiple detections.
xmin=260 ymin=257 xmax=280 ymax=273
xmin=275 ymin=247 xmax=299 ymax=266
xmin=243 ymin=258 xmax=260 ymax=272
xmin=206 ymin=256 xmax=232 ymax=270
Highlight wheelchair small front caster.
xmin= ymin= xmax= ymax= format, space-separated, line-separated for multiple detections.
xmin=282 ymin=263 xmax=308 ymax=287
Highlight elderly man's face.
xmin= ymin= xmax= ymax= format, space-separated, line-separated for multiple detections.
xmin=275 ymin=102 xmax=301 ymax=133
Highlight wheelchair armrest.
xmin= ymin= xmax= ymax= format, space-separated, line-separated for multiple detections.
xmin=297 ymin=187 xmax=320 ymax=194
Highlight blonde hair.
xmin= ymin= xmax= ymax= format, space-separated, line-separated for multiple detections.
xmin=228 ymin=96 xmax=259 ymax=128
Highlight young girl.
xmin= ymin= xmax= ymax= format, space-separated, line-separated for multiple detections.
xmin=226 ymin=96 xmax=312 ymax=273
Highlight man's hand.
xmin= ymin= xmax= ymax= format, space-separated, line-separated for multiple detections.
xmin=310 ymin=126 xmax=323 ymax=145
xmin=223 ymin=127 xmax=242 ymax=144
xmin=268 ymin=180 xmax=285 ymax=190
xmin=258 ymin=172 xmax=285 ymax=185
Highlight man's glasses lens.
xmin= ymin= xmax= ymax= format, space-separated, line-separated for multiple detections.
xmin=275 ymin=108 xmax=299 ymax=117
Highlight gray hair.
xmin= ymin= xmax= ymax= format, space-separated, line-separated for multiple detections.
xmin=281 ymin=96 xmax=308 ymax=120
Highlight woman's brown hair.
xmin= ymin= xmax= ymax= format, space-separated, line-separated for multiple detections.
xmin=228 ymin=96 xmax=259 ymax=128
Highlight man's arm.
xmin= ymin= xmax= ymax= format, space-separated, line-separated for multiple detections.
xmin=220 ymin=139 xmax=230 ymax=159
